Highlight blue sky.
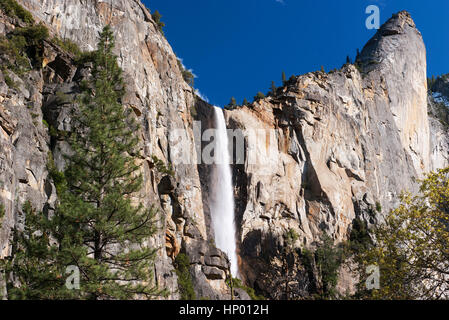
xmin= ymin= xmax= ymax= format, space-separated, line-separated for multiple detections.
xmin=143 ymin=0 xmax=449 ymax=107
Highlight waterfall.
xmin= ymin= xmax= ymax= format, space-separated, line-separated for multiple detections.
xmin=210 ymin=106 xmax=239 ymax=277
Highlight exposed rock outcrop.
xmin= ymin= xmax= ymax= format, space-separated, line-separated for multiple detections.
xmin=1 ymin=0 xmax=232 ymax=300
xmin=225 ymin=11 xmax=448 ymax=298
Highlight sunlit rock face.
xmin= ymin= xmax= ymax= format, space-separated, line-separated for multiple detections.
xmin=358 ymin=11 xmax=430 ymax=176
xmin=1 ymin=0 xmax=234 ymax=300
xmin=225 ymin=11 xmax=447 ymax=299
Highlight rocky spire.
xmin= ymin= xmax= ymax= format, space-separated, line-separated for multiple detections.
xmin=359 ymin=10 xmax=430 ymax=176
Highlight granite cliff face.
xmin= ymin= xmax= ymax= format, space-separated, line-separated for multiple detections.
xmin=0 ymin=3 xmax=448 ymax=300
xmin=225 ymin=11 xmax=448 ymax=298
xmin=0 ymin=0 xmax=236 ymax=300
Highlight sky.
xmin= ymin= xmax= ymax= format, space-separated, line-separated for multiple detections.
xmin=143 ymin=0 xmax=449 ymax=107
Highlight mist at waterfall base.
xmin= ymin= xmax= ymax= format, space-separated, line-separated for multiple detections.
xmin=209 ymin=106 xmax=239 ymax=278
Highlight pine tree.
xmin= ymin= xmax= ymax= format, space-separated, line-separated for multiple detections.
xmin=6 ymin=26 xmax=164 ymax=300
xmin=6 ymin=201 xmax=68 ymax=299
xmin=151 ymin=10 xmax=165 ymax=34
xmin=228 ymin=97 xmax=236 ymax=107
xmin=242 ymin=98 xmax=249 ymax=106
xmin=254 ymin=92 xmax=265 ymax=102
xmin=270 ymin=81 xmax=277 ymax=96
xmin=282 ymin=71 xmax=287 ymax=85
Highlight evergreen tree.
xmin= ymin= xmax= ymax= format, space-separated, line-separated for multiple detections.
xmin=177 ymin=59 xmax=194 ymax=87
xmin=228 ymin=97 xmax=236 ymax=107
xmin=6 ymin=201 xmax=69 ymax=299
xmin=346 ymin=55 xmax=351 ymax=64
xmin=270 ymin=81 xmax=277 ymax=96
xmin=282 ymin=229 xmax=299 ymax=300
xmin=313 ymin=235 xmax=344 ymax=299
xmin=254 ymin=92 xmax=265 ymax=102
xmin=174 ymin=253 xmax=196 ymax=300
xmin=282 ymin=71 xmax=287 ymax=85
xmin=151 ymin=10 xmax=165 ymax=34
xmin=242 ymin=98 xmax=249 ymax=106
xmin=6 ymin=26 xmax=164 ymax=300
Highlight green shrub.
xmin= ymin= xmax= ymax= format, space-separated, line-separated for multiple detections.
xmin=0 ymin=34 xmax=20 ymax=55
xmin=177 ymin=59 xmax=194 ymax=87
xmin=74 ymin=51 xmax=95 ymax=66
xmin=0 ymin=0 xmax=34 ymax=24
xmin=0 ymin=35 xmax=29 ymax=74
xmin=227 ymin=277 xmax=265 ymax=300
xmin=427 ymin=76 xmax=437 ymax=91
xmin=174 ymin=253 xmax=196 ymax=300
xmin=151 ymin=10 xmax=165 ymax=35
xmin=51 ymin=37 xmax=81 ymax=57
xmin=285 ymin=228 xmax=299 ymax=246
xmin=12 ymin=24 xmax=49 ymax=67
xmin=182 ymin=69 xmax=195 ymax=87
xmin=301 ymin=235 xmax=345 ymax=300
xmin=227 ymin=97 xmax=236 ymax=107
xmin=314 ymin=235 xmax=344 ymax=299
xmin=375 ymin=201 xmax=382 ymax=213
xmin=4 ymin=73 xmax=14 ymax=87
xmin=12 ymin=24 xmax=49 ymax=46
xmin=47 ymin=151 xmax=67 ymax=195
xmin=0 ymin=24 xmax=49 ymax=74
xmin=151 ymin=155 xmax=175 ymax=177
xmin=348 ymin=218 xmax=372 ymax=254
xmin=55 ymin=90 xmax=71 ymax=105
xmin=354 ymin=62 xmax=363 ymax=74
xmin=253 ymin=92 xmax=265 ymax=102
xmin=1 ymin=67 xmax=17 ymax=88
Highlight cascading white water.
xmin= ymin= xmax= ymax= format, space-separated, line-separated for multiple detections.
xmin=210 ymin=106 xmax=239 ymax=277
